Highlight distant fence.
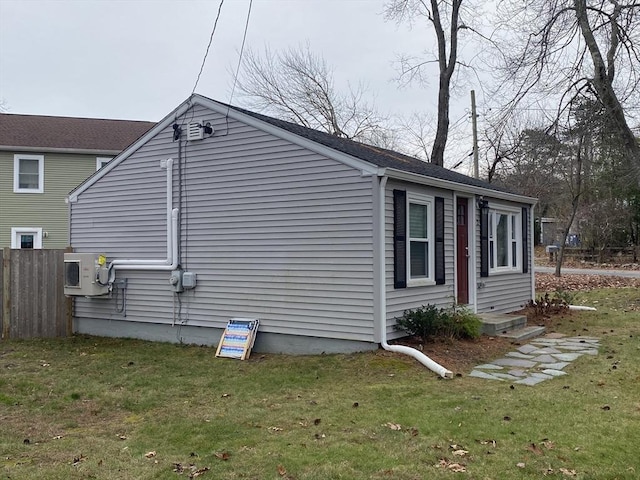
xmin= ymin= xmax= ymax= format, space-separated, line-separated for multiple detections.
xmin=1 ymin=248 xmax=72 ymax=340
xmin=562 ymin=246 xmax=639 ymax=264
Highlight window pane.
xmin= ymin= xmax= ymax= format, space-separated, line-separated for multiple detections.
xmin=511 ymin=215 xmax=516 ymax=240
xmin=20 ymin=235 xmax=34 ymax=249
xmin=512 ymin=241 xmax=517 ymax=267
xmin=496 ymin=214 xmax=508 ymax=267
xmin=410 ymin=241 xmax=428 ymax=277
xmin=19 ymin=159 xmax=40 ymax=189
xmin=409 ymin=203 xmax=427 ymax=239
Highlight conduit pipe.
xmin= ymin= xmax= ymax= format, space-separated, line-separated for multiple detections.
xmin=107 ymin=158 xmax=180 ymax=278
xmin=376 ymin=174 xmax=453 ymax=379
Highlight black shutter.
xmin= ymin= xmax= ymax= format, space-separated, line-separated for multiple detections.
xmin=434 ymin=197 xmax=445 ymax=285
xmin=522 ymin=207 xmax=529 ymax=274
xmin=393 ymin=190 xmax=407 ymax=288
xmin=479 ymin=200 xmax=489 ymax=278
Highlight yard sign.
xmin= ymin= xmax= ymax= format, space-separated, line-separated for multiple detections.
xmin=215 ymin=318 xmax=259 ymax=360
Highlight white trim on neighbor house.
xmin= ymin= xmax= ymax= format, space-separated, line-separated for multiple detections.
xmin=406 ymin=191 xmax=435 ymax=287
xmin=1 ymin=146 xmax=121 ymax=155
xmin=10 ymin=227 xmax=43 ymax=249
xmin=488 ymin=202 xmax=522 ymax=275
xmin=13 ymin=154 xmax=44 ymax=193
xmin=96 ymin=156 xmax=113 ymax=170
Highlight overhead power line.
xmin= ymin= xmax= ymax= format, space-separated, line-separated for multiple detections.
xmin=192 ymin=0 xmax=226 ymax=95
xmin=228 ymin=0 xmax=253 ymax=108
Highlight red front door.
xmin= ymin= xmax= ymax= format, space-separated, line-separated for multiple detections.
xmin=456 ymin=198 xmax=469 ymax=304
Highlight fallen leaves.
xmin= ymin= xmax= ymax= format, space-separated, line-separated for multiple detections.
xmin=536 ymin=273 xmax=640 ymax=293
xmin=384 ymin=422 xmax=402 ymax=431
xmin=436 ymin=458 xmax=466 ymax=473
xmin=173 ymin=463 xmax=210 ymax=477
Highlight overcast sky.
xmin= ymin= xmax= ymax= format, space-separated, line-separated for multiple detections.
xmin=1 ymin=0 xmax=485 ymax=168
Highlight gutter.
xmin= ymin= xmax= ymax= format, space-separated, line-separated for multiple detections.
xmin=376 ymin=174 xmax=453 ymax=378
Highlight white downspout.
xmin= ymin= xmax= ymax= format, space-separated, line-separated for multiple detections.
xmin=108 ymin=158 xmax=180 ymax=274
xmin=530 ymin=203 xmax=536 ymax=300
xmin=376 ymin=175 xmax=453 ymax=379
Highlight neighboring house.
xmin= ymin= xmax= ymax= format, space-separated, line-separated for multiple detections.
xmin=0 ymin=114 xmax=155 ymax=249
xmin=67 ymin=94 xmax=537 ymax=354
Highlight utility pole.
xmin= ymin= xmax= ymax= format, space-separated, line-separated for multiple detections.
xmin=471 ymin=90 xmax=479 ymax=179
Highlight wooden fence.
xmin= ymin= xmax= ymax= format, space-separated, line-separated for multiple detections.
xmin=1 ymin=248 xmax=72 ymax=340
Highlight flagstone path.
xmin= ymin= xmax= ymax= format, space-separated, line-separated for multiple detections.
xmin=469 ymin=334 xmax=600 ymax=385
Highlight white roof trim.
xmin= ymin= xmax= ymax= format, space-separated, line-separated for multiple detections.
xmin=383 ymin=168 xmax=538 ymax=205
xmin=68 ymin=93 xmax=537 ymax=205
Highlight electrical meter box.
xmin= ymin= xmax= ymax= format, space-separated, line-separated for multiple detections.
xmin=64 ymin=253 xmax=109 ymax=296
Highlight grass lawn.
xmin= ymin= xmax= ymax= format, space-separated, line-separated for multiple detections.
xmin=1 ymin=288 xmax=639 ymax=479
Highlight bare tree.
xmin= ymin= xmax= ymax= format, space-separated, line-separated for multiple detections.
xmin=235 ymin=44 xmax=392 ymax=145
xmin=385 ymin=0 xmax=465 ymax=167
xmin=493 ymin=0 xmax=640 ymax=181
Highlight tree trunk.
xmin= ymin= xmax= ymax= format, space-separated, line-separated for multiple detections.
xmin=574 ymin=0 xmax=640 ymax=183
xmin=429 ymin=0 xmax=461 ymax=168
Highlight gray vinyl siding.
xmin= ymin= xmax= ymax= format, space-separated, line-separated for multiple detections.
xmin=384 ymin=179 xmax=455 ymax=339
xmin=0 ymin=151 xmax=97 ymax=248
xmin=475 ymin=201 xmax=533 ymax=314
xmin=71 ymin=105 xmax=375 ymax=342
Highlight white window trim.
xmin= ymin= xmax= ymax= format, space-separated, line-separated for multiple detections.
xmin=488 ymin=203 xmax=521 ymax=274
xmin=13 ymin=154 xmax=44 ymax=193
xmin=10 ymin=227 xmax=43 ymax=249
xmin=406 ymin=192 xmax=435 ymax=287
xmin=96 ymin=156 xmax=113 ymax=170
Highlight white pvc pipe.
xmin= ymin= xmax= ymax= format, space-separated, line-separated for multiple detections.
xmin=376 ymin=175 xmax=453 ymax=379
xmin=111 ymin=158 xmax=175 ymax=267
xmin=569 ymin=305 xmax=597 ymax=311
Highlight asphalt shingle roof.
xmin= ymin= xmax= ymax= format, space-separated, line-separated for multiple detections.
xmin=224 ymin=102 xmax=517 ymax=195
xmin=0 ymin=113 xmax=156 ymax=152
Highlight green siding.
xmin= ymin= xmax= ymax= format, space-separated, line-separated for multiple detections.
xmin=0 ymin=151 xmax=99 ymax=248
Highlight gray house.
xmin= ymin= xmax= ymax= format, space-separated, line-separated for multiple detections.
xmin=67 ymin=94 xmax=536 ymax=355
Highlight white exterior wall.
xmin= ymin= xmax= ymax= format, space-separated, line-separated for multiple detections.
xmin=70 ymin=105 xmax=376 ymax=342
xmin=384 ymin=179 xmax=456 ymax=339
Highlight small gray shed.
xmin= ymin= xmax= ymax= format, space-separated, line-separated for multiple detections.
xmin=68 ymin=94 xmax=536 ymax=354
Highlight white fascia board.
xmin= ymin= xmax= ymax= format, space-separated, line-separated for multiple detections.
xmin=383 ymin=168 xmax=538 ymax=205
xmin=0 ymin=146 xmax=121 ymax=155
xmin=67 ymin=101 xmax=193 ymax=203
xmin=194 ymin=95 xmax=380 ymax=176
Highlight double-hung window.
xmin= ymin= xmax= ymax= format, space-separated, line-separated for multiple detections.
xmin=96 ymin=157 xmax=113 ymax=170
xmin=13 ymin=154 xmax=44 ymax=193
xmin=489 ymin=207 xmax=520 ymax=272
xmin=394 ymin=189 xmax=446 ymax=288
xmin=407 ymin=193 xmax=435 ymax=285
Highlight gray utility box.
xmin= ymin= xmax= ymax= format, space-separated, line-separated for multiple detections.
xmin=64 ymin=253 xmax=109 ymax=296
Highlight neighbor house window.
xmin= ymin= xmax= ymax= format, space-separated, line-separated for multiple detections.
xmin=96 ymin=157 xmax=113 ymax=170
xmin=13 ymin=154 xmax=44 ymax=193
xmin=11 ymin=228 xmax=43 ymax=249
xmin=489 ymin=207 xmax=520 ymax=272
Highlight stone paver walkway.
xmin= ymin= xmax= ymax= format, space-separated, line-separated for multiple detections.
xmin=469 ymin=334 xmax=600 ymax=385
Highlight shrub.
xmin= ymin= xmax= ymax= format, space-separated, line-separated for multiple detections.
xmin=394 ymin=304 xmax=482 ymax=341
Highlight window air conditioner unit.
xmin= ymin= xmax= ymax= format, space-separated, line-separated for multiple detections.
xmin=64 ymin=253 xmax=110 ymax=296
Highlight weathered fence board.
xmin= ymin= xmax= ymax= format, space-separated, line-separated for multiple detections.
xmin=0 ymin=248 xmax=72 ymax=340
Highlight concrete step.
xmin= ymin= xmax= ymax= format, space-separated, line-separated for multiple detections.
xmin=497 ymin=325 xmax=546 ymax=342
xmin=478 ymin=313 xmax=527 ymax=336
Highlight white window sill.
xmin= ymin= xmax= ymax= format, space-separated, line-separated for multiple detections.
xmin=489 ymin=268 xmax=521 ymax=276
xmin=407 ymin=278 xmax=437 ymax=287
